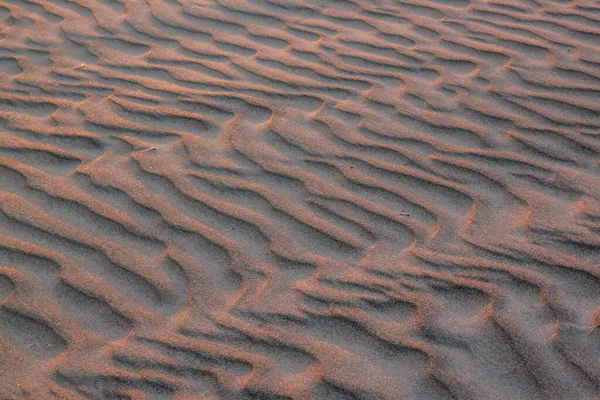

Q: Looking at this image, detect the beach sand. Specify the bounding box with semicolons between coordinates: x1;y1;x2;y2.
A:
0;0;600;398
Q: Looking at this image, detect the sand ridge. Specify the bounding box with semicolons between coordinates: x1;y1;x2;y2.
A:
0;0;600;398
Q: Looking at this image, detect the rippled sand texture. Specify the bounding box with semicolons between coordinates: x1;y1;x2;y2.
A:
1;0;600;398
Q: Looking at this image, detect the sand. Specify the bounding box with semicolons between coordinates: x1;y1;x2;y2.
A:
0;0;600;398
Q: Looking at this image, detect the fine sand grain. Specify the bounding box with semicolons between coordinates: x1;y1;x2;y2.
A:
1;0;600;398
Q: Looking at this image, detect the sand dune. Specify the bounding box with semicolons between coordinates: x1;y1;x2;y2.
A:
1;0;600;398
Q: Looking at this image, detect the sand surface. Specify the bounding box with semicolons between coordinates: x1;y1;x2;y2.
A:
1;0;600;398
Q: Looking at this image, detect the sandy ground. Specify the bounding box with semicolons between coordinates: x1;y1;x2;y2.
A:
0;0;600;398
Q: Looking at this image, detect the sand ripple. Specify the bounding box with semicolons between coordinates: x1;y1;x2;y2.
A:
1;0;600;398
